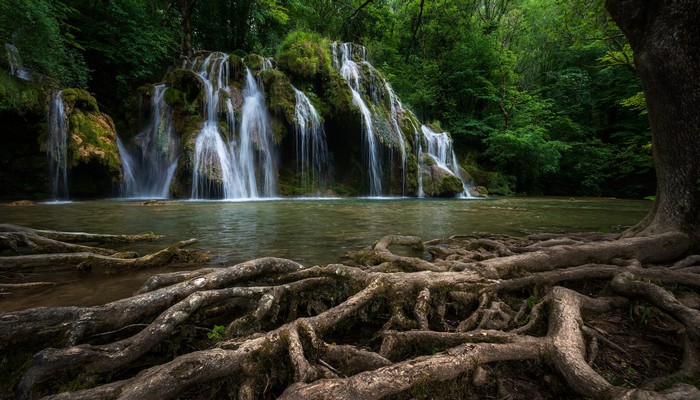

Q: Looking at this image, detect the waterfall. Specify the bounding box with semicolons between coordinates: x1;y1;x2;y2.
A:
237;67;277;197
47;91;68;200
190;53;277;199
384;82;408;195
191;52;238;199
117;84;178;198
5;43;31;81
419;125;472;198
293;86;332;194
332;42;383;196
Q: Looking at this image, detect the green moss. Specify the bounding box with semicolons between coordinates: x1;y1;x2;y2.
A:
260;69;295;125
164;69;202;103
62;88;98;112
276;31;332;81
163;87;186;106
243;54;265;71
137;84;156;98
270;117;287;145
438;174;464;197
67;109;121;176
227;55;245;80
0;69;43;113
466;166;513;196
321;69;354;118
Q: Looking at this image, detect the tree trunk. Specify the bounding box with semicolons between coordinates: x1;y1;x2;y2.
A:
606;0;700;243
178;0;194;57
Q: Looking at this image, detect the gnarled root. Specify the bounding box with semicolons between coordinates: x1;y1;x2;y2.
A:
2;230;700;399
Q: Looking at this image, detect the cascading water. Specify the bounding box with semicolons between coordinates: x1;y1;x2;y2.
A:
237;67;277;197
293;86;332;194
190;53;277;199
191;52;239;199
332;42;384;196
418;125;472;198
5;43;31;80
117;84;178;198
384;82;408;195
47;90;68;200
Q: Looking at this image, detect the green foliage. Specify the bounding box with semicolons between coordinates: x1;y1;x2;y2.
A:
620;91;647;114
0;0;89;87
485;127;568;192
276;31;331;81
73;0;179;94
207;325;226;339
0;70;43;113
260;69;296;124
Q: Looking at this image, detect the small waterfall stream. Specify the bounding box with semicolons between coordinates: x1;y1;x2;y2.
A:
418;125;472;198
332;42;384;196
237;67;277;197
118;84;178;198
47;90;68;200
293;87;332;194
5;43;31;80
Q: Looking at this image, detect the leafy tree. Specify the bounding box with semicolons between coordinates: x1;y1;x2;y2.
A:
0;0;88;87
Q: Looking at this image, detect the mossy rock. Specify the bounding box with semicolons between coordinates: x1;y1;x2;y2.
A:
62;88;98;113
0;70;44;114
137;84;156;98
163;87;186;107
321;69;354;119
227;56;245;81
467;167;513;196
243;54;266;72
260;69;295;125
67;109;121;178
164;69;202;104
438;174;464;197
276;31;332;81
422;165;464;197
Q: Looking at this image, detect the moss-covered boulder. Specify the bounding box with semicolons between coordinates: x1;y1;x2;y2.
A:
261;69;295;126
45;89;123;197
243;54;267;72
164;69;202;105
0;69;44;114
276;31;332;81
61;88;98;113
422;164;464;198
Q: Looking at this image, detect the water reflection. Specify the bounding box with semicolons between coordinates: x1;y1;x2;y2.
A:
0;197;649;310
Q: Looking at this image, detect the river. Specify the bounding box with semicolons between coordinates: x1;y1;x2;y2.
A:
0;197;649;311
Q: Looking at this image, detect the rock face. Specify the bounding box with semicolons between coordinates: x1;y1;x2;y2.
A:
422;164;465;198
1;32;474;199
121;33;471;199
54;89;122;197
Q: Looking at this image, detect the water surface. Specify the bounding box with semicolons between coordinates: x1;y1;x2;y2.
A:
0;197;649;310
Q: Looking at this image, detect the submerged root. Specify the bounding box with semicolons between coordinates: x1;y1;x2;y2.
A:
1;229;700;399
0;225;209;292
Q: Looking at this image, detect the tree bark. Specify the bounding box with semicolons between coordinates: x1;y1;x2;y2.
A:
606;0;700;243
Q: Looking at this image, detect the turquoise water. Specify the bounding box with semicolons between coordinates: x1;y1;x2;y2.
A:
0;197;649;310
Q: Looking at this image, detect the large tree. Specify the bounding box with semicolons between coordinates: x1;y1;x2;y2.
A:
1;1;700;399
607;0;700;240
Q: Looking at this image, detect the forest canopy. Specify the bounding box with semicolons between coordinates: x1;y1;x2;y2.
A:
0;0;652;198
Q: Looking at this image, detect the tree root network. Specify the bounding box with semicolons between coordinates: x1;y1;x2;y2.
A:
1;225;700;399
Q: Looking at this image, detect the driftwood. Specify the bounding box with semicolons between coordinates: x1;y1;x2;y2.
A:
1;229;699;399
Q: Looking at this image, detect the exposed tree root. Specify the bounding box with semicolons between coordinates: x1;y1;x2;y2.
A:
1;230;700;399
0;226;210;291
